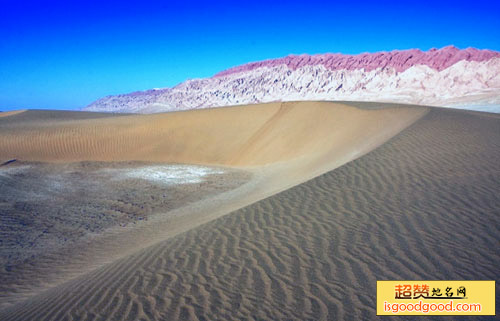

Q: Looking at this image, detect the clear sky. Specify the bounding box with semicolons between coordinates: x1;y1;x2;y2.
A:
1;0;499;111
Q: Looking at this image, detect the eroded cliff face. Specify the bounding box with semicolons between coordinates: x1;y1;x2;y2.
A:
85;46;500;113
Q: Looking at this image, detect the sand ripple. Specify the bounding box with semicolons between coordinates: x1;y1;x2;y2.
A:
1;108;499;320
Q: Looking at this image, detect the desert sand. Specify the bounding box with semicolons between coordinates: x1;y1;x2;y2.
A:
0;102;498;320
0;161;249;266
0;110;27;118
0;102;425;167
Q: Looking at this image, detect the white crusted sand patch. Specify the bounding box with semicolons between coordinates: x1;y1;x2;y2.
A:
0;165;31;176
105;165;226;185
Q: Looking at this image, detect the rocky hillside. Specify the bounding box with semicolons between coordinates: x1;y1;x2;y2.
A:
85;46;500;113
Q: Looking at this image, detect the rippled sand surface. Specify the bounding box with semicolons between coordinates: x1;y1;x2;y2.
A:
0;102;426;309
1;107;498;320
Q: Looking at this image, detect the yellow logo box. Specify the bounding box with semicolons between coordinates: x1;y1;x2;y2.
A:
377;280;495;315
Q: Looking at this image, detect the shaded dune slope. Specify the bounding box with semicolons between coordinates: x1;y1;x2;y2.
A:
1;107;498;320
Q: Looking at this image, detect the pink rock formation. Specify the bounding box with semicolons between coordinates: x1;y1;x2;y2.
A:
85;46;500;113
214;46;500;76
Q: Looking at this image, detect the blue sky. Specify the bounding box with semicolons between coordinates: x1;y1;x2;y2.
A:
1;0;499;111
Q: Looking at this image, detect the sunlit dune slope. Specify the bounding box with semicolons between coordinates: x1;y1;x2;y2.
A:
0;101;427;168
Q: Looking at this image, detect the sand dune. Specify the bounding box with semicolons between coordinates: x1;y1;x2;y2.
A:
0;102;429;312
0;102;426;167
1;106;498;320
0;101;428;217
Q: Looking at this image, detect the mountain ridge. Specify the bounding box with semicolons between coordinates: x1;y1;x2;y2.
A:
214;45;500;76
85;46;500;113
